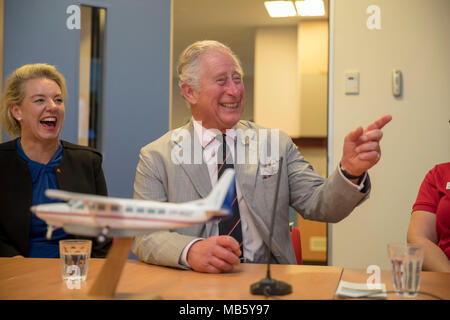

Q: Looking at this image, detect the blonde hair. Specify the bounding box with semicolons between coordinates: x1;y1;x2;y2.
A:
1;63;67;137
177;40;244;91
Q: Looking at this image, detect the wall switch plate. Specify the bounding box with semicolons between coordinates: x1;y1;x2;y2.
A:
392;69;402;97
345;71;359;94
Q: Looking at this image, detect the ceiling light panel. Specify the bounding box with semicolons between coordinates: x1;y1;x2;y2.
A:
264;1;297;18
295;0;325;16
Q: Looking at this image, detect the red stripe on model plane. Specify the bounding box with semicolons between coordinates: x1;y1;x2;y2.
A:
38;211;199;226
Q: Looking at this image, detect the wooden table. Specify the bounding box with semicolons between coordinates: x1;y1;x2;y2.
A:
340;268;450;300
1;258;449;300
0;258;343;300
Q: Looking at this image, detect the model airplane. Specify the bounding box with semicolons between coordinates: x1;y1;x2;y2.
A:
31;169;235;241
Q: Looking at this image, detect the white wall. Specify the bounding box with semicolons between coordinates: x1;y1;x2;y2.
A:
329;0;450;269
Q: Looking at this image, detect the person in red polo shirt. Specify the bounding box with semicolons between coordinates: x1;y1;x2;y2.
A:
408;162;450;272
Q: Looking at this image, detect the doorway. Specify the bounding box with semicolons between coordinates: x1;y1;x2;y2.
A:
171;0;329;265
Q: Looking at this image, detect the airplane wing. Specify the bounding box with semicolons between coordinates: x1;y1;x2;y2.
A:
45;189;117;203
45;189;122;205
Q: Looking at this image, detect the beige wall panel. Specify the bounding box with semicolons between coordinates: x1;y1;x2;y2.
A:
298;20;328;137
254;27;299;136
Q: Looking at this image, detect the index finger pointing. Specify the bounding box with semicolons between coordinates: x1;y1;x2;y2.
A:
365;114;392;131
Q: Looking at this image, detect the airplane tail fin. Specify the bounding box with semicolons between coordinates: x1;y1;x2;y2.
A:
200;169;235;217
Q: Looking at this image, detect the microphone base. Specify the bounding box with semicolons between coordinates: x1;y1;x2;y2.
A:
250;278;292;296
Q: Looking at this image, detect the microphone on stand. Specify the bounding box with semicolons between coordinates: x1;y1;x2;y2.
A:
250;156;292;296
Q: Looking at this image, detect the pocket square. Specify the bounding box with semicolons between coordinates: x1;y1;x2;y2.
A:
259;159;279;177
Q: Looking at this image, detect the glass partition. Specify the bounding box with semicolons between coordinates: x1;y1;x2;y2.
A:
78;5;106;149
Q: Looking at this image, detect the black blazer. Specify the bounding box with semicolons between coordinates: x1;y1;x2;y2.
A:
0;138;111;257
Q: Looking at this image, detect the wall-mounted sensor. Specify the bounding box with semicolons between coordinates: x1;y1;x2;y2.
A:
345;71;359;95
392;69;402;97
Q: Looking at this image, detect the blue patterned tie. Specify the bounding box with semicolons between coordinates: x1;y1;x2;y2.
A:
217;134;243;253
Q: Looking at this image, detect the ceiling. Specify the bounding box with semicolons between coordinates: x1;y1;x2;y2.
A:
172;0;329;76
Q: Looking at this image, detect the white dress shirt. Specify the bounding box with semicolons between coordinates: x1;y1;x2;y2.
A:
180;118;266;266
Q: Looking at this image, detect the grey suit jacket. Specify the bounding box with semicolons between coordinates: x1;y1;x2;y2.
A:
131;120;370;267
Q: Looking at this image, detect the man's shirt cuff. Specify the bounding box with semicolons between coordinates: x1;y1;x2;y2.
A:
179;238;204;268
338;166;368;191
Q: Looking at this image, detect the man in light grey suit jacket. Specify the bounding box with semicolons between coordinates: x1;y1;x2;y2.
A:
132;40;392;273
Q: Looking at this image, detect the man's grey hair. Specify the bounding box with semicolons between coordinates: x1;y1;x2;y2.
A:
177;40;244;91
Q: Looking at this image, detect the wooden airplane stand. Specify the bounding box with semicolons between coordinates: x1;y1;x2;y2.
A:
88;237;134;298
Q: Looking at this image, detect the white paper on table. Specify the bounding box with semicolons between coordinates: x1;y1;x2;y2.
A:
335;280;387;299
